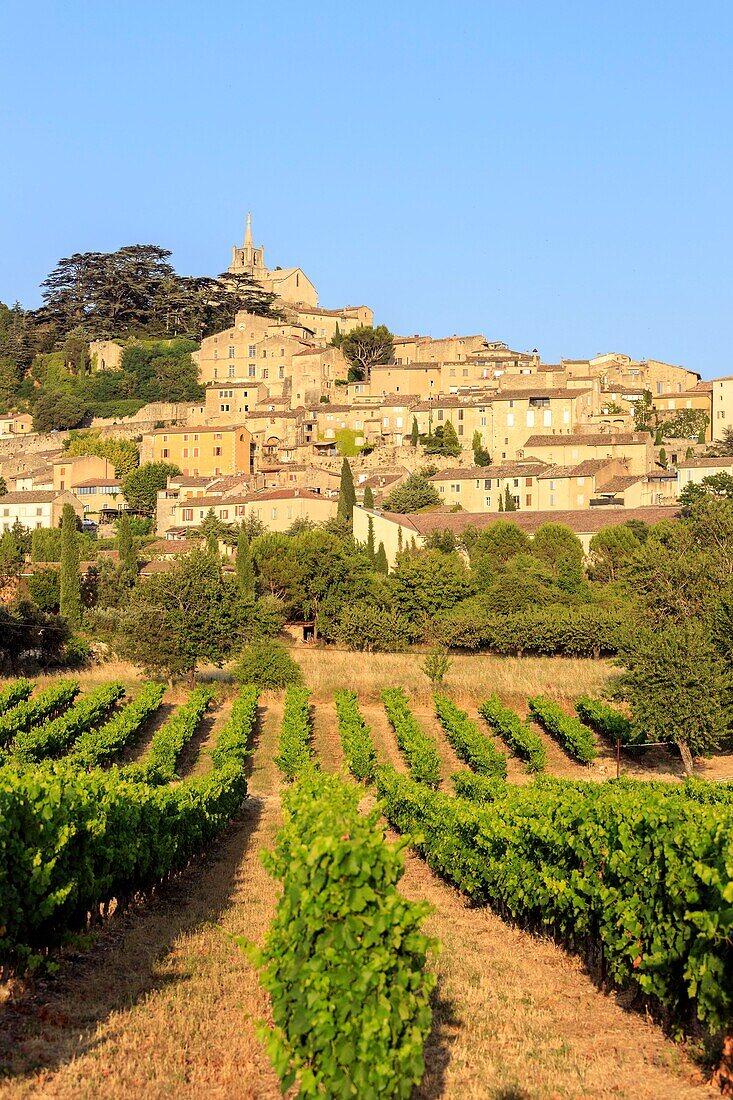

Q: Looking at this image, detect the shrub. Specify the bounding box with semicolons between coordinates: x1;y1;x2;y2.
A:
527;696;597;763
421;645;451;686
478;695;546;772
248;772;436;1097
434;603;623;656
336;605;414;652
234;640;302;689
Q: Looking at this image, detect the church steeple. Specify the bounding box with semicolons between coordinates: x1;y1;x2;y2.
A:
244;211;253;249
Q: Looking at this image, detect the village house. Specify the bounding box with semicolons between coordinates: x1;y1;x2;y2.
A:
0;413;33;437
429;462;548;512
162;487;337;537
52;455;117;492
141;424;256;478
518;432;654;476
0;490;84;533
676;455;733;496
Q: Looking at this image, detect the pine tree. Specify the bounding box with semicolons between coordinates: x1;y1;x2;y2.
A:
498;495;504;512
410;417;419;447
441;420;461;457
236;520;255;596
337;457;356;524
207;528;219;556
116;511;136;579
59;503;82;628
363;483;375;509
375;542;389;574
366;516;376;562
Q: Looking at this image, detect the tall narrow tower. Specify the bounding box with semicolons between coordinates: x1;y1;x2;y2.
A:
230;212;265;275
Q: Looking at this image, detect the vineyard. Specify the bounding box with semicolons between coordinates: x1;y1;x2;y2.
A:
0;668;730;1099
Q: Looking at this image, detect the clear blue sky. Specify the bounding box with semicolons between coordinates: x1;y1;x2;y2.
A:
1;1;731;376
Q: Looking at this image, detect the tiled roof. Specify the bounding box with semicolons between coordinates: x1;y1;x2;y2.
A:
431;462;548;481
524;432;649;447
536;460;615;480
676;457;733;469
71;479;122;489
0;491;61;504
376;505;681;537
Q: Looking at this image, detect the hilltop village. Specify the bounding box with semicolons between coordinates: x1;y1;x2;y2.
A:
2;215;732;569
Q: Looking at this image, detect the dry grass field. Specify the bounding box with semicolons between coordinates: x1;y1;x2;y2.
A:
0;653;729;1097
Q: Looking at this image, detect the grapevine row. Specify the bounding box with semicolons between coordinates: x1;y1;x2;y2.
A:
275;686;316;780
0;683;255;971
433;692;507;778
527;696;596;763
334;689;377;782
0;679;33;716
375;765;733;1032
125;685;215;784
251;770;435;1098
381;688;441;788
575;696;639;746
478;695;547;772
0;679;79;746
9;682;125;764
70;682;166;768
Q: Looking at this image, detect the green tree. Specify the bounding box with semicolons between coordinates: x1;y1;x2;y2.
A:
337;457;356;524
503;485;517;511
389;550;471;622
375;542;389;575
679;472;733;507
121;461;181;515
338;325;394;381
588;524;641;582
708;425;733;457
469;521;530;571
235;520;255;597
658;447;668;468
0;476;6;497
115;548;251;682
366;516;376;562
383;473;440;513
441;420;461;458
410;417;419;447
421;645;452;687
65;430;140;478
26;566;61;612
116;511;137;580
363;483;375;509
617;622;731;775
59;503;82;628
531;523;584;572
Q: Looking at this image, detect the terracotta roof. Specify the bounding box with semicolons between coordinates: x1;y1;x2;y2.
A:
491;388;593;401
372;361;442;370
146;538;202;555
0;491;63;504
172;476;213;487
377;505;681;537
523;432;649;447
431;463;548;482
676;457;733;469
71;479;122;489
536;460;615;480
595;475;642;493
147;424;250;436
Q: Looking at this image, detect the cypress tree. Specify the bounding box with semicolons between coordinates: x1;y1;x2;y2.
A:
59;503;82;628
236;520;255;596
363;483;375;509
366;516;376;562
658;447;668;468
337;458;356;524
504;486;517;511
397;525;403;553
117;511;136;578
498;495;504;512
410;417;419;447
441;420;461;457
375;542;389;574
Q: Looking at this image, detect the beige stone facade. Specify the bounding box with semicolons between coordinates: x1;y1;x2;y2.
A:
0;490;83;532
142;424;255;478
168;488;336;536
229;213;318;307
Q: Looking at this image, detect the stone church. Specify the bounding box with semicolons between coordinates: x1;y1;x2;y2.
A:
229;212;319;308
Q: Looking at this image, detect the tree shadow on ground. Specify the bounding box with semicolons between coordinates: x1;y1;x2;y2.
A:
0;798;263;1082
416;988;461;1100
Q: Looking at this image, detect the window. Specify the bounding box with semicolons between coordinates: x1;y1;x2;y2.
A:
248;365;256;378
280;347;285;356
183;508;193;521
437;409;444;421
262;368;269;379
213;349;218;360
543;410;552;426
271;507;277;519
228;365;235;377
525;494;532;507
449;368;456;377
526;411;535;427
484;479;491;489
220;404;230;413
458;424;464;435
182;448;189;458
549;480;556;490
462;368;468;377
228;346;235;359
214;446;222;456
513;479;519;488
383;416;389;427
549;493;556;507
656;382;663;394
451;484;461;493
183;434;189;442
507;413;514;427
248;345;256;357
457;409;464;421
162;448;169;459
395;417;403;429
577;476;585;486
279;366;285;379
220;509;229;520
485;496;491;508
